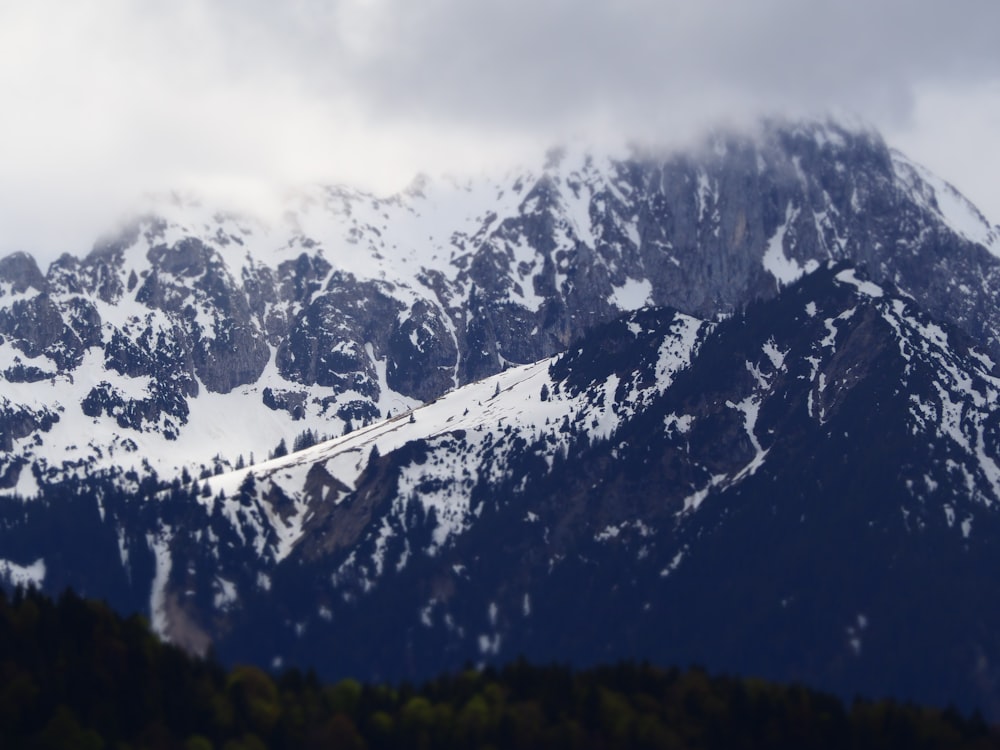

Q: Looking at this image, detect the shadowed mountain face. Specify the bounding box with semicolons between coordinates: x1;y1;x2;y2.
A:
188;264;1000;716
2;119;1000;714
6;262;1000;714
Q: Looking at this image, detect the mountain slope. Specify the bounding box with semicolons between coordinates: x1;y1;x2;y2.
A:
5;262;998;711
201;263;1000;715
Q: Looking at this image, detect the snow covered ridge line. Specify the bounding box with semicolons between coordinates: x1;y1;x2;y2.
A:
5;118;1000;495
891;151;1000;256
197;307;708;563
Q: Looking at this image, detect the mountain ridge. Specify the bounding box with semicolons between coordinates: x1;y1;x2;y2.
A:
5;118;1000;713
2;119;999;495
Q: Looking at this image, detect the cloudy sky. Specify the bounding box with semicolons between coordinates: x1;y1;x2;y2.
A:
1;0;998;261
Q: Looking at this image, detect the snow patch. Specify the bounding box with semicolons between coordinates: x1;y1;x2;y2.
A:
726;396;769;480
608;278;653;310
835;268;883;298
664;413;693;435
595;525;621;542
147;529;173;640
478;633;501;656
762;205;819;286
762;338;787;370
0;558;45;588
659;549;685;577
214;578;238;610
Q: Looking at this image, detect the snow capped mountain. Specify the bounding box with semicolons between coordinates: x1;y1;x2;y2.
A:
200;306;706;565
4;118;1000;713
2;119;999;498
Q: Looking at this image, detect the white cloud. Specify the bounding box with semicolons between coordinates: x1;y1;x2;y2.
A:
0;0;998;261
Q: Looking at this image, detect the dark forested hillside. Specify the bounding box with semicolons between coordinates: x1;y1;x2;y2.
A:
0;587;997;749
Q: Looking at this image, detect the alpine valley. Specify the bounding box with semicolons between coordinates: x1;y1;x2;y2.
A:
3;119;1000;714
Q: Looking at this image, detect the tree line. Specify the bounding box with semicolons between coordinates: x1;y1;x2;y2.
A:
0;585;996;749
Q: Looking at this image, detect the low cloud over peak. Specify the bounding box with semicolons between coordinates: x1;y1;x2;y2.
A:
1;0;999;261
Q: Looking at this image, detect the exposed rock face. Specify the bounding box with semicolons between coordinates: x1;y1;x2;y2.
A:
0;252;47;294
0;119;998;488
